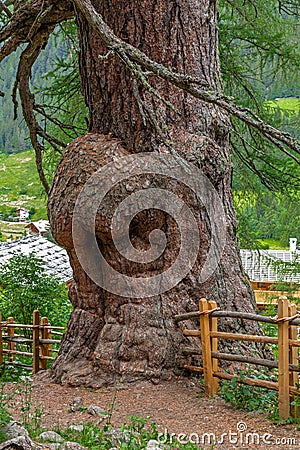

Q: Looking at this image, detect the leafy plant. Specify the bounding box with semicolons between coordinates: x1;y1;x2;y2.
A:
220;368;278;416
0;383;13;426
290;386;300;424
0;382;20;443
0;362;30;382
57;416;204;450
0;253;71;327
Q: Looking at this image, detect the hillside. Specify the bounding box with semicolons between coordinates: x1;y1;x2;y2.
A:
0;149;48;240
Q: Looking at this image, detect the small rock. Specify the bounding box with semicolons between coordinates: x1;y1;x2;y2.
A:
0;434;42;450
146;439;167;450
69;397;82;412
104;428;138;446
39;431;64;443
86;404;107;417
69;425;84;433
60;442;88;450
43;444;61;450
3;422;28;440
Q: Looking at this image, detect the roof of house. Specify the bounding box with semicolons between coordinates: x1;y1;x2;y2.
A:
26;220;50;233
1;235;298;286
240;249;300;283
0;235;73;283
16;208;30;212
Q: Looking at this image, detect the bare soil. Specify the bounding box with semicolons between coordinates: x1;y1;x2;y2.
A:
7;374;300;449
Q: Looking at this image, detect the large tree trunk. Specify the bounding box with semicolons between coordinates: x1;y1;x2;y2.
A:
48;0;265;387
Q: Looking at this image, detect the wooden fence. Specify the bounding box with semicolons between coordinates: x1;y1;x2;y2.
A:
175;296;300;419
254;290;300;310
0;310;64;374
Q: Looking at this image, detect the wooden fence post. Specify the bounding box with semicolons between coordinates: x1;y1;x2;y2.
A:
0;313;3;365
32;310;40;374
208;300;218;395
7;317;15;363
278;296;290;419
40;317;51;370
289;302;299;418
199;298;214;396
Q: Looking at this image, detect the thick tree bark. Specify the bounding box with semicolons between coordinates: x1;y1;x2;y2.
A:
48;0;267;386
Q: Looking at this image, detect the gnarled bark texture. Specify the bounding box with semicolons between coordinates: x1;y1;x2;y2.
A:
48;0;265;387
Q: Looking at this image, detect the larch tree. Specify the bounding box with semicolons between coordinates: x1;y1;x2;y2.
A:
1;0;300;386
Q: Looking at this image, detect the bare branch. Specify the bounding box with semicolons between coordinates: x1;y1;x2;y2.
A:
0;36;21;63
0;0;12;18
14;25;57;194
0;0;74;53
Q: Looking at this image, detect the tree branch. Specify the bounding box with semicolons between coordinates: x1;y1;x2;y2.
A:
0;0;74;193
73;0;300;158
14;25;56;194
0;0;74;53
0;0;12;18
1;0;299;199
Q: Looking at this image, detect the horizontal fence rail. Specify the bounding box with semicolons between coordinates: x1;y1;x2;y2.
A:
0;310;65;374
176;296;300;419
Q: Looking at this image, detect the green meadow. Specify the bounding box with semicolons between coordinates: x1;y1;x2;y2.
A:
267;97;300;114
0;149;47;222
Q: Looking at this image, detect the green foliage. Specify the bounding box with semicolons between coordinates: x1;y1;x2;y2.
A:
0;363;30;383
267;97;300;114
0;254;71;327
0;383;13;427
290;388;300;423
38;21;88;149
57;416;203;450
0;150;47;220
19;380;44;438
234;189;300;248
219;1;300;101
220;369;278;416
270;256;300;283
218;0;300;247
0;22;87;157
0;379;43;443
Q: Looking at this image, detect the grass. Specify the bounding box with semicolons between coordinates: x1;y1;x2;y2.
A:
266;97;300;114
0;149;47;240
0;380;205;449
0;150;47;216
258;238;288;250
0;221;27;240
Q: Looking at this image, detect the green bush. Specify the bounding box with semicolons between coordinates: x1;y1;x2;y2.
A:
0;254;71;327
220;368;278;417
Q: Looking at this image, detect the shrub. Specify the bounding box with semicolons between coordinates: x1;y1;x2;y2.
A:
0;254;71;327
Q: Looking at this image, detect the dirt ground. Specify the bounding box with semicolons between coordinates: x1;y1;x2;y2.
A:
6;374;300;450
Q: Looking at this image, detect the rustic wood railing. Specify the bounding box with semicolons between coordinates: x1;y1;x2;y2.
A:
175;296;300;420
0;310;64;374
